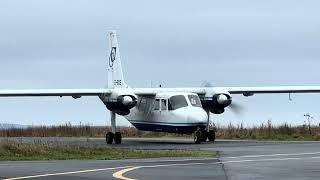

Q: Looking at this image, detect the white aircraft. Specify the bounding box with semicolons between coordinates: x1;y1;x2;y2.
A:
3;31;320;144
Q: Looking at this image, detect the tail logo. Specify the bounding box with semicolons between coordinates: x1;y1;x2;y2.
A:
109;47;117;68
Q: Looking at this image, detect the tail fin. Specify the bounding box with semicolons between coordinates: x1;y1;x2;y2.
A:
107;31;128;89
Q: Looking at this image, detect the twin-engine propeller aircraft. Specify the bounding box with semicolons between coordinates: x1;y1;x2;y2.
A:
3;31;320;144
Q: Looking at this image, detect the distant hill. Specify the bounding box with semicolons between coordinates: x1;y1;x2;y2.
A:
0;123;28;129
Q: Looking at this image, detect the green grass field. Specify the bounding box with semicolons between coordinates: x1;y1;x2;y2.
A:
0;142;216;161
2;121;320;141
217;121;320;141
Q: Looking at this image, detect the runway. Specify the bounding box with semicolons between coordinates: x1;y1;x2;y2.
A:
1;138;320;179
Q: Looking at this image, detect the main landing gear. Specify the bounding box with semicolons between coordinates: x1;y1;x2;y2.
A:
106;112;122;144
106;132;122;144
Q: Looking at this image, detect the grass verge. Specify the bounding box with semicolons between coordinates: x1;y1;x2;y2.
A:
0;142;215;161
3;121;320;141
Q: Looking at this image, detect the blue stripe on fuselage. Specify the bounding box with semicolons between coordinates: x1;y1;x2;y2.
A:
129;121;206;133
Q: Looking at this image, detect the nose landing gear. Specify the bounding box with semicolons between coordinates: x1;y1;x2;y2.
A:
193;110;216;144
194;109;216;144
193;128;216;144
194;128;203;144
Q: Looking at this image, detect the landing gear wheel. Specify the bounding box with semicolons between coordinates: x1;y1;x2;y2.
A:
106;132;114;144
194;129;202;144
114;132;122;144
208;130;216;142
202;130;208;142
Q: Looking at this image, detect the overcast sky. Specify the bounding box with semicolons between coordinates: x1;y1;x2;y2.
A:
1;0;320;127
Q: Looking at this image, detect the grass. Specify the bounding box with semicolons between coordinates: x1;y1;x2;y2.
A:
216;121;320;141
0;123;192;138
2;120;320;141
0;142;216;161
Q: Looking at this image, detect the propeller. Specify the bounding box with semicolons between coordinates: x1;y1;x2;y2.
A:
228;101;244;116
200;81;244;115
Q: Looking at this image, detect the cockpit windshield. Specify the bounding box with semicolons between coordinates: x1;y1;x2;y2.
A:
188;95;202;107
168;95;188;110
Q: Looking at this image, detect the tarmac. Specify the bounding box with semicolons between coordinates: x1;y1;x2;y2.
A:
1;137;320;179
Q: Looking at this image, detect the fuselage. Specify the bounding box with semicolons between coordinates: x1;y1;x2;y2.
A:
125;92;208;133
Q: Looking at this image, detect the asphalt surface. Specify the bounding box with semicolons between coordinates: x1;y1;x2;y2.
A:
1;137;320;179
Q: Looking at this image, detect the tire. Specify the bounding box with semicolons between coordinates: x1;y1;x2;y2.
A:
208;130;216;142
114;132;122;144
194;130;202;144
106;132;114;144
202;130;208;142
194;136;201;144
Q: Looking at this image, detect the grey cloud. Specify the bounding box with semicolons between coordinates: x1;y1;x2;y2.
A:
1;0;320;126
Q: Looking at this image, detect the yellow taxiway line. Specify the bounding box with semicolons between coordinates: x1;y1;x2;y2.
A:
113;166;141;180
3;166;131;180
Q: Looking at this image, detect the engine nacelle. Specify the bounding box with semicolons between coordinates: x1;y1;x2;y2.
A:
100;94;137;115
201;93;232;114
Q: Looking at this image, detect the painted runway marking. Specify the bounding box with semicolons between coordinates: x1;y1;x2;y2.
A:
223;151;320;159
3;166;131;180
5;152;320;180
119;157;219;163
112;155;320;180
120;151;320;163
141;156;320;168
113;167;141;180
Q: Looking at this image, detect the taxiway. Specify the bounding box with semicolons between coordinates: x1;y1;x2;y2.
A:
1;138;320;180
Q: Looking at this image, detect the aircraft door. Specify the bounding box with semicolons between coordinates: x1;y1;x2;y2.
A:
161;99;168;112
154;99;160;111
151;98;168;121
149;99;161;121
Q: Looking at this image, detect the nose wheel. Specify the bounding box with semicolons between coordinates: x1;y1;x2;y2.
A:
193;128;216;144
194;129;202;144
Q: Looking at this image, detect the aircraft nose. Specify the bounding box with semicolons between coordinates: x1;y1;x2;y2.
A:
187;108;208;123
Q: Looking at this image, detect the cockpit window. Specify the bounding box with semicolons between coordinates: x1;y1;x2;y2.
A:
188;95;202;107
168;95;188;110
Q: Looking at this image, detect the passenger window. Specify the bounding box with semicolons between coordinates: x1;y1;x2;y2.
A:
168;95;188;110
154;99;160;110
161;99;167;111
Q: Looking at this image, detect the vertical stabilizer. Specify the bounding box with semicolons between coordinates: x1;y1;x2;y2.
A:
108;31;128;89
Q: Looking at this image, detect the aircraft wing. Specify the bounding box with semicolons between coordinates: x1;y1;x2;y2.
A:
1;86;320;98
0;89;112;97
225;86;320;95
132;86;320;97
